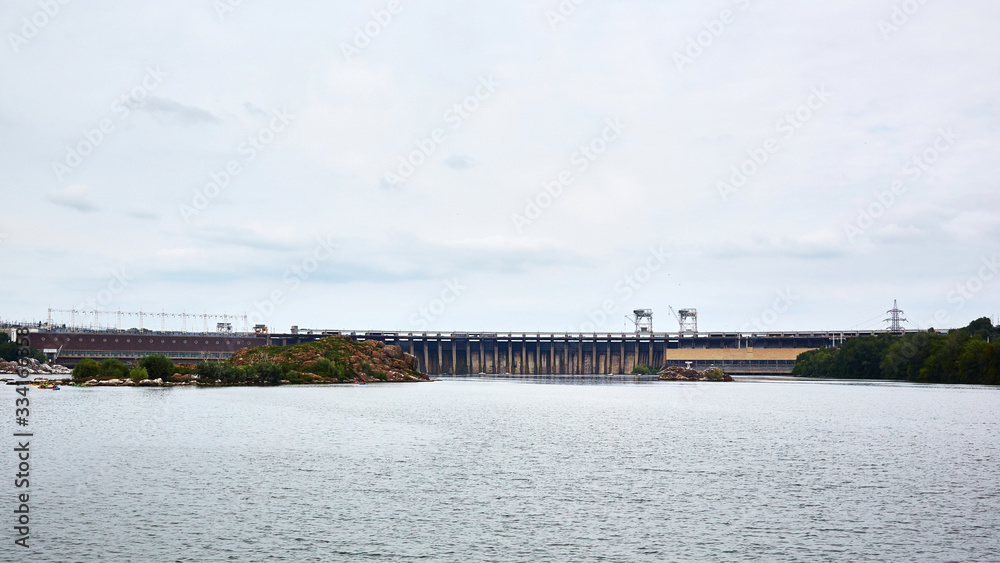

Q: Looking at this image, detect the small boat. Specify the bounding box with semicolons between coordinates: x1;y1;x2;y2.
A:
39;385;60;390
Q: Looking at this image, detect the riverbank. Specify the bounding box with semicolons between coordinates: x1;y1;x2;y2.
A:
3;336;431;387
0;358;71;375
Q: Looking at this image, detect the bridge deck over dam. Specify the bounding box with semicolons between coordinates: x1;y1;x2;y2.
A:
15;328;917;376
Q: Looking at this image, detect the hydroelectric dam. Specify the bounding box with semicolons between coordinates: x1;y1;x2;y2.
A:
12;326;908;375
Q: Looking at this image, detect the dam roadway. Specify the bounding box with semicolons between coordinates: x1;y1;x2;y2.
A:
16;328;918;375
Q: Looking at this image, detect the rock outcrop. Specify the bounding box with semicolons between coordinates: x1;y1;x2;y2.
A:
658;366;734;382
0;358;72;375
229;336;427;383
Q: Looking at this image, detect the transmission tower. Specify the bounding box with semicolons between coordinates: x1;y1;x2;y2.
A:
884;300;907;334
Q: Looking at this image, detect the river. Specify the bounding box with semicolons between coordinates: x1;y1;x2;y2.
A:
4;377;999;562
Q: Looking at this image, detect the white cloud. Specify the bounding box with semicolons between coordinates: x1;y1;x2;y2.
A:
2;0;999;331
46;185;98;213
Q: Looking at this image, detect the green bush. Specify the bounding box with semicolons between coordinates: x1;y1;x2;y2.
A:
257;363;283;385
195;361;222;381
72;358;100;381
631;365;656;375
704;368;727;381
308;358;334;377
129;366;149;382
792;347;838;377
99;358;129;379
332;363;349;381
220;363;249;384
139;354;174;380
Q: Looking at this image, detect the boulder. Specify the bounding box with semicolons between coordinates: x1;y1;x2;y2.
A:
403;353;419;370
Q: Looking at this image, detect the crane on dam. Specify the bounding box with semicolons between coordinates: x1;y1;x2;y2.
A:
669;306;698;335
627;309;654;335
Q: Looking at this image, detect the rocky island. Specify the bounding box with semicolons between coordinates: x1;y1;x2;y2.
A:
227;335;427;384
2;336;429;387
658;366;734;382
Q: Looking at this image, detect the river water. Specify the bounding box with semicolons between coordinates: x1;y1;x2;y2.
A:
4;377;999;562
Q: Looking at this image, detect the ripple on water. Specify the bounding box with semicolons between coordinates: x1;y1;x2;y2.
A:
10;380;1000;562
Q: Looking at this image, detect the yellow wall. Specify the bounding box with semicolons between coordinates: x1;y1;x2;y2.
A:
664;348;816;361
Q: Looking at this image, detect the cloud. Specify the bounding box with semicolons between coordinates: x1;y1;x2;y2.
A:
243;102;268;118
159;248;204;257
871;223;924;243
444;155;476;169
190;225;306;252
706;233;844;260
3;2;1000;331
128;209;159;220
46;185;98;213
141;97;221;124
940;211;1000;240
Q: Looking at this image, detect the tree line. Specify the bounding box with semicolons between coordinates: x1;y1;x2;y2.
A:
70;354;352;385
792;317;999;385
0;332;47;363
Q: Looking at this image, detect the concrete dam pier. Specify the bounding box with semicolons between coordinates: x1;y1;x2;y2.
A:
16;328;904;375
383;332;835;375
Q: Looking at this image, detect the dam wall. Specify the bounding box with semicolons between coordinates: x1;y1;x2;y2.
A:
20;328;901;375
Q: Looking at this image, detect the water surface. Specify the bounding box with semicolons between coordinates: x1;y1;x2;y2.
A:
6;378;999;562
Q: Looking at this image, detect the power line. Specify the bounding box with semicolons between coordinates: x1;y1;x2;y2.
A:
45;308;250;334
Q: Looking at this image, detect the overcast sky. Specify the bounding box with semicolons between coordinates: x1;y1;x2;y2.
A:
1;0;998;334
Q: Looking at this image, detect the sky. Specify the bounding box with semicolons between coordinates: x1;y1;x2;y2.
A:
1;0;998;335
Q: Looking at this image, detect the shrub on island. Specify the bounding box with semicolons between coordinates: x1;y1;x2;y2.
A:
99;358;129;379
139;354;174;381
72;358;100;381
129;366;149;382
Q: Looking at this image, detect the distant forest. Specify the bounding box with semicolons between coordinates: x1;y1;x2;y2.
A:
793;317;999;385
